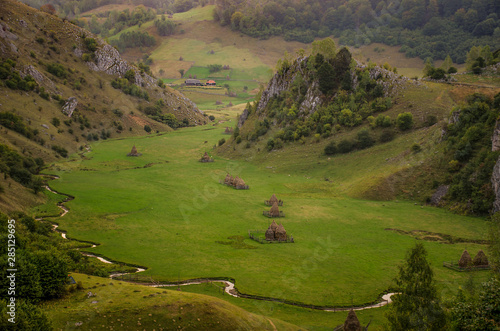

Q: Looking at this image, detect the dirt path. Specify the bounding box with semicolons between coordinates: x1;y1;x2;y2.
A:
41;178;396;312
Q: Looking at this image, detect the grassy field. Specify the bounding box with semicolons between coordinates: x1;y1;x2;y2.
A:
42;122;490;311
42;273;300;330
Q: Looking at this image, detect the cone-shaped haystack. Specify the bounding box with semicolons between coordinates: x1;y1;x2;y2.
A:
270;220;278;232
459;249;472;268
275;223;287;241
343;309;362;331
235;177;246;189
224;174;231;185
265;226;275;241
472;249;489;266
203;152;210;160
127;145;142;156
269;202;280;217
269;194;278;205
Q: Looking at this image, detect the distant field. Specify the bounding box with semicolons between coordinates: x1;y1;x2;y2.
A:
45;121;490;310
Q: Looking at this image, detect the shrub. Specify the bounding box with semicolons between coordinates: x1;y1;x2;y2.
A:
267;138;275;151
218;138;226;146
46;63;67;78
144;125;151;133
51;117;60;127
380;129;396;143
51;145;68;157
356;129;375;149
425;115;438;127
208;115;215;121
324;141;337;155
397;112;414;131
338;139;354;153
235;136;242;144
411;144;422;153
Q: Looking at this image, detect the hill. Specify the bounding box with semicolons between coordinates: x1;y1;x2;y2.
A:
218;40;500;214
0;0;206;213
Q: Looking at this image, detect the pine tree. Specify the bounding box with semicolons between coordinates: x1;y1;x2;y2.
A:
386;243;446;330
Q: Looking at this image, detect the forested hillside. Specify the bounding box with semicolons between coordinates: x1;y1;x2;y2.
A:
214;0;500;63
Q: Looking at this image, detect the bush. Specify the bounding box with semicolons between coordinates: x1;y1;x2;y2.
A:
218;138;226;146
324;141;337;155
338;139;354;153
380;129;396;142
411;144;422;153
425;115;438;126
235;136;242;144
267;138;275;151
144;125;151;133
46;63;67;78
209;115;215;121
356;129;375;149
397;112;414;131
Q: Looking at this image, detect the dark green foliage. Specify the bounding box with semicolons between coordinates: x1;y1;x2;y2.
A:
214;0;500;63
0;59;37;91
110;78;149;101
208;64;223;73
144;125;152;133
266;138;275;151
51;145;68;157
451;278;500;330
110;31;156;52
324;141;337;155
411;144;422;153
51;117;60;127
356;129;374;149
379;129;396;143
337;139;354;154
0;299;52;329
155;18;176;36
208;115;215;121
444;93;500;214
317;61;335;95
46;63;67;78
397;112;414;131
448;67;458;74
218;138;226;146
386;243;446;331
0;112;35;139
83;37;97;52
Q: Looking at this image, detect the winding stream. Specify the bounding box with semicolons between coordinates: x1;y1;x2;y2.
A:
40;177;395;312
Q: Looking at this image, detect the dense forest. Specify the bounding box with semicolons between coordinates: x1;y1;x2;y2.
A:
214;0;500;63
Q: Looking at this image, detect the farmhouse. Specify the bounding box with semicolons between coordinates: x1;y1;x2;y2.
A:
206;80;216;86
185;79;203;86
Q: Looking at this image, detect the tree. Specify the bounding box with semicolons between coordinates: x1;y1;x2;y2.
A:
318;61;335;95
178;69;185;78
324;141;337;155
386;243;446;330
40;4;56;15
397;112;414;131
311;38;337;61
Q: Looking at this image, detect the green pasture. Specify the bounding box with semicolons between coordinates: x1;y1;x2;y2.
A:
44;124;491;311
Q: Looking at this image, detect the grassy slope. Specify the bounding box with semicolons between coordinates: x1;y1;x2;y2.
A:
43;273;300;330
44;119;490;306
0;0;206;213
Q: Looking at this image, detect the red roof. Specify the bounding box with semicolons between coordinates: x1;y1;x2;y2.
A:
206;80;216;84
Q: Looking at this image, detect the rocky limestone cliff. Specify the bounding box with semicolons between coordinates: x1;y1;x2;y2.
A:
76;39;203;121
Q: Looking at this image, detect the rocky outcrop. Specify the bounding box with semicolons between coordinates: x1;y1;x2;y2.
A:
430;185;449;206
85;44;130;77
257;57;308;113
492;118;500;151
21;65;56;91
61;97;77;117
492;157;500;213
238;108;249;128
299;80;321;114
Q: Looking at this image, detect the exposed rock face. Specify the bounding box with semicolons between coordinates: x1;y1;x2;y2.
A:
492;155;500;213
492;118;500;151
257;57;307;113
22;65;56;91
85;44;130;77
430;185;449;206
238;108;249;128
299;80;321;114
61;97;77;117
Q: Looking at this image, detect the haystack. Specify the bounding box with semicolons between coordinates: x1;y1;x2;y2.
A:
200;152;213;162
275;223;287;241
269;202;280;217
265;226;275;241
127;145;142;156
234;177;244;189
224;174;232;185
458;249;472;268
269;194;278;205
270;220;278;232
472;249;489;266
343;309;362;331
